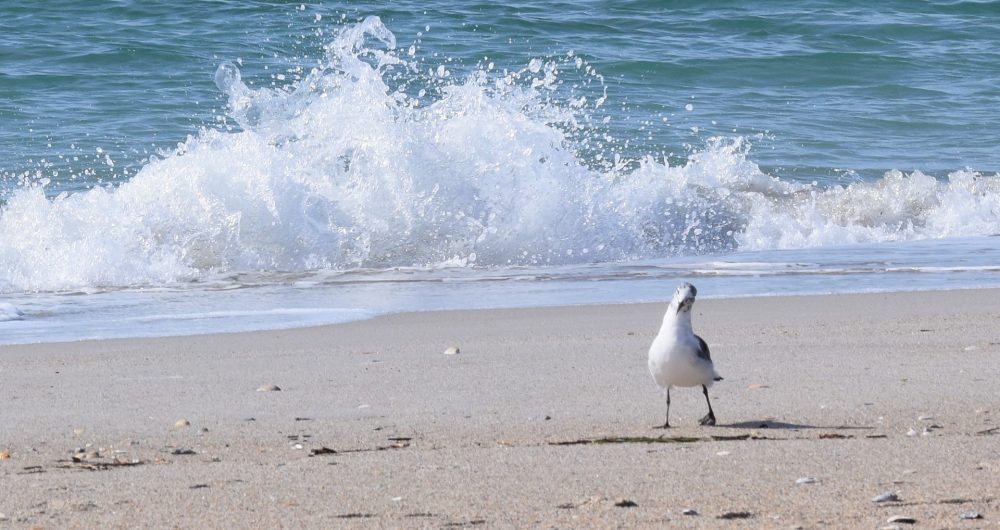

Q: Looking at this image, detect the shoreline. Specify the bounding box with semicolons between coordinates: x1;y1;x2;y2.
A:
2;289;999;527
3;284;1000;348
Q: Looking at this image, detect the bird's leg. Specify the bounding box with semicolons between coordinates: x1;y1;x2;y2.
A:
698;385;716;426
654;387;671;429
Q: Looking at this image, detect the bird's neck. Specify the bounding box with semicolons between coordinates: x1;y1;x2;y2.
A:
660;303;693;335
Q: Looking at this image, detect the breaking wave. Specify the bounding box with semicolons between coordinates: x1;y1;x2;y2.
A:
1;16;999;293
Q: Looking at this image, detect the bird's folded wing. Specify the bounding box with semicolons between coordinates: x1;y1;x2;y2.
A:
694;334;712;362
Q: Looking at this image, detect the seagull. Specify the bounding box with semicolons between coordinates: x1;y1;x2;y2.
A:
647;283;722;428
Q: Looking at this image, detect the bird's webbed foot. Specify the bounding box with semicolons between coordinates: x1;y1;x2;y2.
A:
698;412;716;426
653;422;671;429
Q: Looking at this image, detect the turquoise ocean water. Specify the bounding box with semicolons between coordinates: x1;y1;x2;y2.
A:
2;1;999;343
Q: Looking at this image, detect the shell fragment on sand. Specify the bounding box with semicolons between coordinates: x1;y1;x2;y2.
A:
443;345;460;355
872;491;900;503
174;419;190;428
257;384;282;392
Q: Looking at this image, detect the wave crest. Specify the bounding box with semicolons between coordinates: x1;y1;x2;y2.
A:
1;18;999;293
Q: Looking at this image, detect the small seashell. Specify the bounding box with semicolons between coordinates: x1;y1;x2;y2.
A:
795;477;816;485
256;384;281;392
872;491;899;503
906;428;917;437
175;419;190;428
443;345;460;355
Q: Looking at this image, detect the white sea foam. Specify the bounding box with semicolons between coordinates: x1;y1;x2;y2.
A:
0;302;24;321
2;16;1000;294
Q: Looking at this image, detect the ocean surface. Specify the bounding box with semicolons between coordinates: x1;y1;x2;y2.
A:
2;1;999;344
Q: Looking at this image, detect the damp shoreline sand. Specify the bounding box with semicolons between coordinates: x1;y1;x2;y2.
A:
1;289;999;527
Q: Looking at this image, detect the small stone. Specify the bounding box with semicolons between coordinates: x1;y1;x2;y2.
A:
257;384;281;392
175;419;190;428
873;491;900;503
887;515;917;524
795;477;816;485
443;345;460;355
681;508;698;516
0;450;10;460
960;512;983;520
906;428;917;437
917;415;933;421
293;444;304;450
614;499;637;508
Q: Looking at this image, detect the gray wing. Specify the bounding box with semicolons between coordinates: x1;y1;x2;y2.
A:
694;334;712;362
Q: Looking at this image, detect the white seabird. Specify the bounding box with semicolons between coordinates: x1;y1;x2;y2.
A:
647;282;722;428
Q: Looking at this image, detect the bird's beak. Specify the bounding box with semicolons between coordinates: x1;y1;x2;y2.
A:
676;296;694;314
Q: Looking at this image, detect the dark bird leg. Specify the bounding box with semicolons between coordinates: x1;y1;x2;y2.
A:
698;385;717;426
654;387;671;429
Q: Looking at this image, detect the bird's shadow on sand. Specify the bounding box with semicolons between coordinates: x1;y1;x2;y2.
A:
721;420;872;430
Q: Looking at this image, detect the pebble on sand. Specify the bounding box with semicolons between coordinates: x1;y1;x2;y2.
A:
175;419;191;428
0;450;10;460
887;515;917;524
872;491;900;503
960;512;983;520
257;384;282;392
681;509;698;516
443;345;460;355
795;477;816;485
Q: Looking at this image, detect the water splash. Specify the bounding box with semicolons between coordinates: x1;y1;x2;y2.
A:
1;17;1000;294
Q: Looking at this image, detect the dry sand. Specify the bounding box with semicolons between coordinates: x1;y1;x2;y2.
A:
1;289;999;528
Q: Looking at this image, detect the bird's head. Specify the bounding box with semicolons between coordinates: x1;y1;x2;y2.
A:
672;282;697;314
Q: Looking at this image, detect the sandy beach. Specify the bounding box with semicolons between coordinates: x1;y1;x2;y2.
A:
1;289;999;528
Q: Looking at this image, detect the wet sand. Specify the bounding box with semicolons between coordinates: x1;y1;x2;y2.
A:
1;289;999;528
